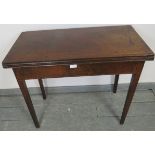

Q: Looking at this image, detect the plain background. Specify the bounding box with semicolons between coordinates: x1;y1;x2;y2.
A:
0;24;155;89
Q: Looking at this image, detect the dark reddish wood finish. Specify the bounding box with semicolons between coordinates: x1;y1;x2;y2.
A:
2;25;154;68
120;62;144;124
38;79;46;100
13;62;141;80
14;78;40;128
2;25;154;128
113;75;119;93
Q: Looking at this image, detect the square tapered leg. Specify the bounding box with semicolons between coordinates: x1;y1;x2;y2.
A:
113;75;119;93
38;79;46;100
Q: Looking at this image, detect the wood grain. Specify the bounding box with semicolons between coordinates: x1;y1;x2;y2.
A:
13;62;141;80
2;25;154;128
2;25;154;68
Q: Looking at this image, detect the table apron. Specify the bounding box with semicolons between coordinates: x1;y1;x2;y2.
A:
13;61;145;80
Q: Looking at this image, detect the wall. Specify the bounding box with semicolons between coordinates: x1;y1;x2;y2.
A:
0;24;155;89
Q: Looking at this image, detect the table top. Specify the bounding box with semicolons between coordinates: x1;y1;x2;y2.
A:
2;25;154;68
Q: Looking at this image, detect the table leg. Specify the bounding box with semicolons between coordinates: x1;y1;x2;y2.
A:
16;79;40;128
120;63;144;124
113;75;119;93
38;79;46;99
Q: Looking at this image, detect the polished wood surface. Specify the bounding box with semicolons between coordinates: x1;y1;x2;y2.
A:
2;25;154;128
2;25;154;68
120;62;144;124
38;79;46;100
113;75;119;93
14;78;40;128
13;62;142;80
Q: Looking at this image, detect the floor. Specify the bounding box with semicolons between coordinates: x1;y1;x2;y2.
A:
0;88;155;131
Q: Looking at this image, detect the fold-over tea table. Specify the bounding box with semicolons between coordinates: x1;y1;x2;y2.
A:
2;25;154;128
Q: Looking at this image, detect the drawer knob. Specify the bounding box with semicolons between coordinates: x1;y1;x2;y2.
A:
70;64;77;69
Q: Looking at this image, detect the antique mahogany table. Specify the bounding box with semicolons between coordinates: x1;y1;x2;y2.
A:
2;25;154;128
